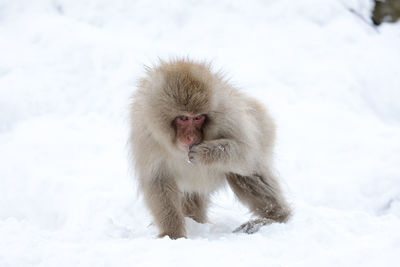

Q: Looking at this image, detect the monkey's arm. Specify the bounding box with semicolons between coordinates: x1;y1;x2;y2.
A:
188;138;245;165
141;173;186;239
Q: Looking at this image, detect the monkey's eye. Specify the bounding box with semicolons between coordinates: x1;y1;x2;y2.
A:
177;115;188;122
194;115;205;121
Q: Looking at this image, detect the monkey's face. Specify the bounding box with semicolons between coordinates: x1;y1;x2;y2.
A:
173;113;206;151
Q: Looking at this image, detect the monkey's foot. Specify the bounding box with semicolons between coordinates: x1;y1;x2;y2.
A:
233;218;274;234
158;232;187;240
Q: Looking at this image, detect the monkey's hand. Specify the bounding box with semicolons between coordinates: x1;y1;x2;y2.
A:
188;141;227;165
233;218;274;234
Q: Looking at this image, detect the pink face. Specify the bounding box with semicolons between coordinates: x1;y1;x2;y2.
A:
174;114;206;150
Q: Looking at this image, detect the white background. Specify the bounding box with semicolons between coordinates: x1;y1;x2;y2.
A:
0;0;399;266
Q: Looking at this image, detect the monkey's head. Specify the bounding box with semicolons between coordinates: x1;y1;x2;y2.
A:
137;60;220;152
173;113;207;151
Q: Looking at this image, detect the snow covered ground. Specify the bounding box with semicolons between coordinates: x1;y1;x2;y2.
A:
1;0;400;266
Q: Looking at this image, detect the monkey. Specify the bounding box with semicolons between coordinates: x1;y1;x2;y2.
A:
372;0;400;25
129;59;291;239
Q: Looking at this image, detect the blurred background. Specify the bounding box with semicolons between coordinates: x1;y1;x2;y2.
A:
0;1;399;266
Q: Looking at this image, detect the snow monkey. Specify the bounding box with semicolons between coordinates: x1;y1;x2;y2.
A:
129;59;291;239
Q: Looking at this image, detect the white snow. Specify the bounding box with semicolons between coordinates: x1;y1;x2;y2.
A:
1;0;400;266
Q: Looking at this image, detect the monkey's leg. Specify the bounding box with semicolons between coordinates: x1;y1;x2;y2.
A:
226;173;291;234
181;192;209;223
144;178;186;239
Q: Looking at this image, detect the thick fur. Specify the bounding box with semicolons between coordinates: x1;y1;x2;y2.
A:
129;59;291;239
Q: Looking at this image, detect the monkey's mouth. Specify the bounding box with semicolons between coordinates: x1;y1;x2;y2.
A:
177;142;190;152
177;142;200;155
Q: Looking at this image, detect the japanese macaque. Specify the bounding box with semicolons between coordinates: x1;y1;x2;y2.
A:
129;59;291;239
